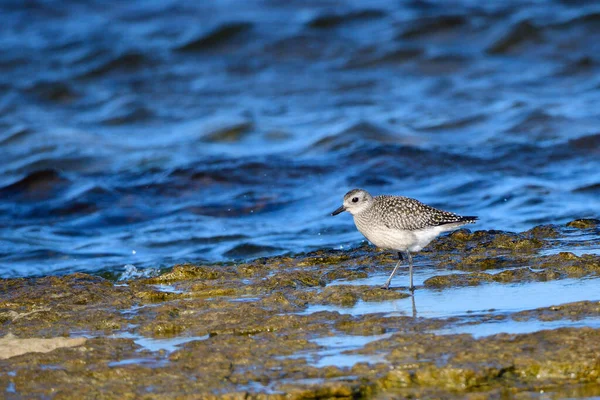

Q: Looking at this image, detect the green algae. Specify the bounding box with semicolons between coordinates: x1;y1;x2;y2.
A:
423;252;600;288
294;285;409;308
523;224;561;239
512;301;600;322
295;250;352;267
321;267;370;282
1;220;600;398
567;219;600;229
141;264;231;283
261;270;327;290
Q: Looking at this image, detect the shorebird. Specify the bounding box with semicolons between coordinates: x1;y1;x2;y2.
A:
331;188;477;291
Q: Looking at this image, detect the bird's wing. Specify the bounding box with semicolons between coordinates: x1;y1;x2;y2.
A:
374;196;471;231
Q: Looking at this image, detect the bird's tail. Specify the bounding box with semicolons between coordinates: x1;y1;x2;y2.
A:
459;216;478;224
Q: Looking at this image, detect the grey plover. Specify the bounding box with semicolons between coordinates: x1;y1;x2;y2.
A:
331;188;477;291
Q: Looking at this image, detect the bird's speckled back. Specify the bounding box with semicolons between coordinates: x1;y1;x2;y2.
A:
355;195;470;231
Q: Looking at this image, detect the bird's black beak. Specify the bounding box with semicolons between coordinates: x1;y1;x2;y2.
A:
331;205;346;216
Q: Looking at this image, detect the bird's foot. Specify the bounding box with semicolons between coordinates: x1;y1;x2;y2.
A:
380;284;390;290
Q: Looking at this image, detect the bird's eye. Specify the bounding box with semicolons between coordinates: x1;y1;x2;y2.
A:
352;197;359;203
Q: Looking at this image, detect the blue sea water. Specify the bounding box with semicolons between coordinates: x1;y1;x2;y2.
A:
0;0;599;277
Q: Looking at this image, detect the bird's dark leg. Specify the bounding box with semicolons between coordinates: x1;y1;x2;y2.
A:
381;252;404;290
406;251;415;292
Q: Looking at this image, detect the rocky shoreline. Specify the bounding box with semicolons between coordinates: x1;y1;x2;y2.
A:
1;220;599;398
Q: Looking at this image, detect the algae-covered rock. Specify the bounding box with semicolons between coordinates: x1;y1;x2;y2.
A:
321;266;370;282
296;249;352;267
489;234;544;252
424;272;495;288
260;270;327;289
141;264;231;283
567;219;600;229
536;253;600;278
134;289;184;302
0;273;134;337
297;285;409;307
413;364;503;390
312;285;361;306
512;300;600;322
2;222;600;398
524;224;560;239
454;254;513;271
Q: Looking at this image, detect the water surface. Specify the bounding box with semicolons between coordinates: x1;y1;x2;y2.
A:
1;0;599;277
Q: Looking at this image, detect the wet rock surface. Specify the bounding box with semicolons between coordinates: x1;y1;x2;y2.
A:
1;221;600;398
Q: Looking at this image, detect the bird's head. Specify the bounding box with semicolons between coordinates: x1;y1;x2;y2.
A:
331;188;373;216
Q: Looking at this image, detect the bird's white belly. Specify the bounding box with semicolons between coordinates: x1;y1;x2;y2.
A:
355;220;448;252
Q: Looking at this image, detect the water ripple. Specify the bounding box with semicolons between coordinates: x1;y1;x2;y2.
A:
1;0;599;277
